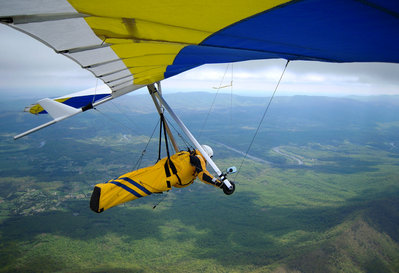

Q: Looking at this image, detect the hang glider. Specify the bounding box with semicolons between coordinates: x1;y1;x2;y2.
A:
1;0;399;192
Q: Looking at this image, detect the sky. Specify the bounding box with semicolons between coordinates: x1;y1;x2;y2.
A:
1;23;399;99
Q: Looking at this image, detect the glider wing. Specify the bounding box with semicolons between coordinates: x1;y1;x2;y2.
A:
2;0;398;93
1;0;398;138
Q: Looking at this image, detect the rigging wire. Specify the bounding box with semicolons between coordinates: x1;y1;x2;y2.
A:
94;107;139;135
230;64;234;132
108;99;141;131
134;119;160;170
164;115;193;150
198;63;231;139
234;60;290;181
152;192;168;209
157;114;164;161
93;105;152;168
92;77;99;105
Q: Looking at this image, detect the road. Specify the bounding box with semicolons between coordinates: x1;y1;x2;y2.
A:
215;142;271;164
272;147;303;165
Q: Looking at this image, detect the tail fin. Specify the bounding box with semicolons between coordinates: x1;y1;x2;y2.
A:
14;98;82;140
38;98;80;120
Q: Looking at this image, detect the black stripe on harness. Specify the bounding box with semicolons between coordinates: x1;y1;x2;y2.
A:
168;159;182;184
168;159;178;175
164;158;182;185
164;160;171;177
175;173;182;185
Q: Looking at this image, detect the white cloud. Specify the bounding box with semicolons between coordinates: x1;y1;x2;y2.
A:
163;60;399;96
1;24;398;98
0;24;96;97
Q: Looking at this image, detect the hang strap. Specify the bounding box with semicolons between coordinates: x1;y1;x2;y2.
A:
159;113;182;186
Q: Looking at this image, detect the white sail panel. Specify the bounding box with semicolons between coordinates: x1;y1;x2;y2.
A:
86;60;129;78
15;18;102;52
100;70;132;83
0;0;74;16
66;46;119;67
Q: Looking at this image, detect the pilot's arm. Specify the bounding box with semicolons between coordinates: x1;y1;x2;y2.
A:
190;154;222;188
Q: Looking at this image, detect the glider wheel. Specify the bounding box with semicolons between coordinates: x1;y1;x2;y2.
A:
222;181;235;195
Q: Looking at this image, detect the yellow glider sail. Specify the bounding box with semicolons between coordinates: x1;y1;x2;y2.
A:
68;0;291;85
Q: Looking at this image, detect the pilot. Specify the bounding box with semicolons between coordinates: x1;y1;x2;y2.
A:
90;145;232;213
